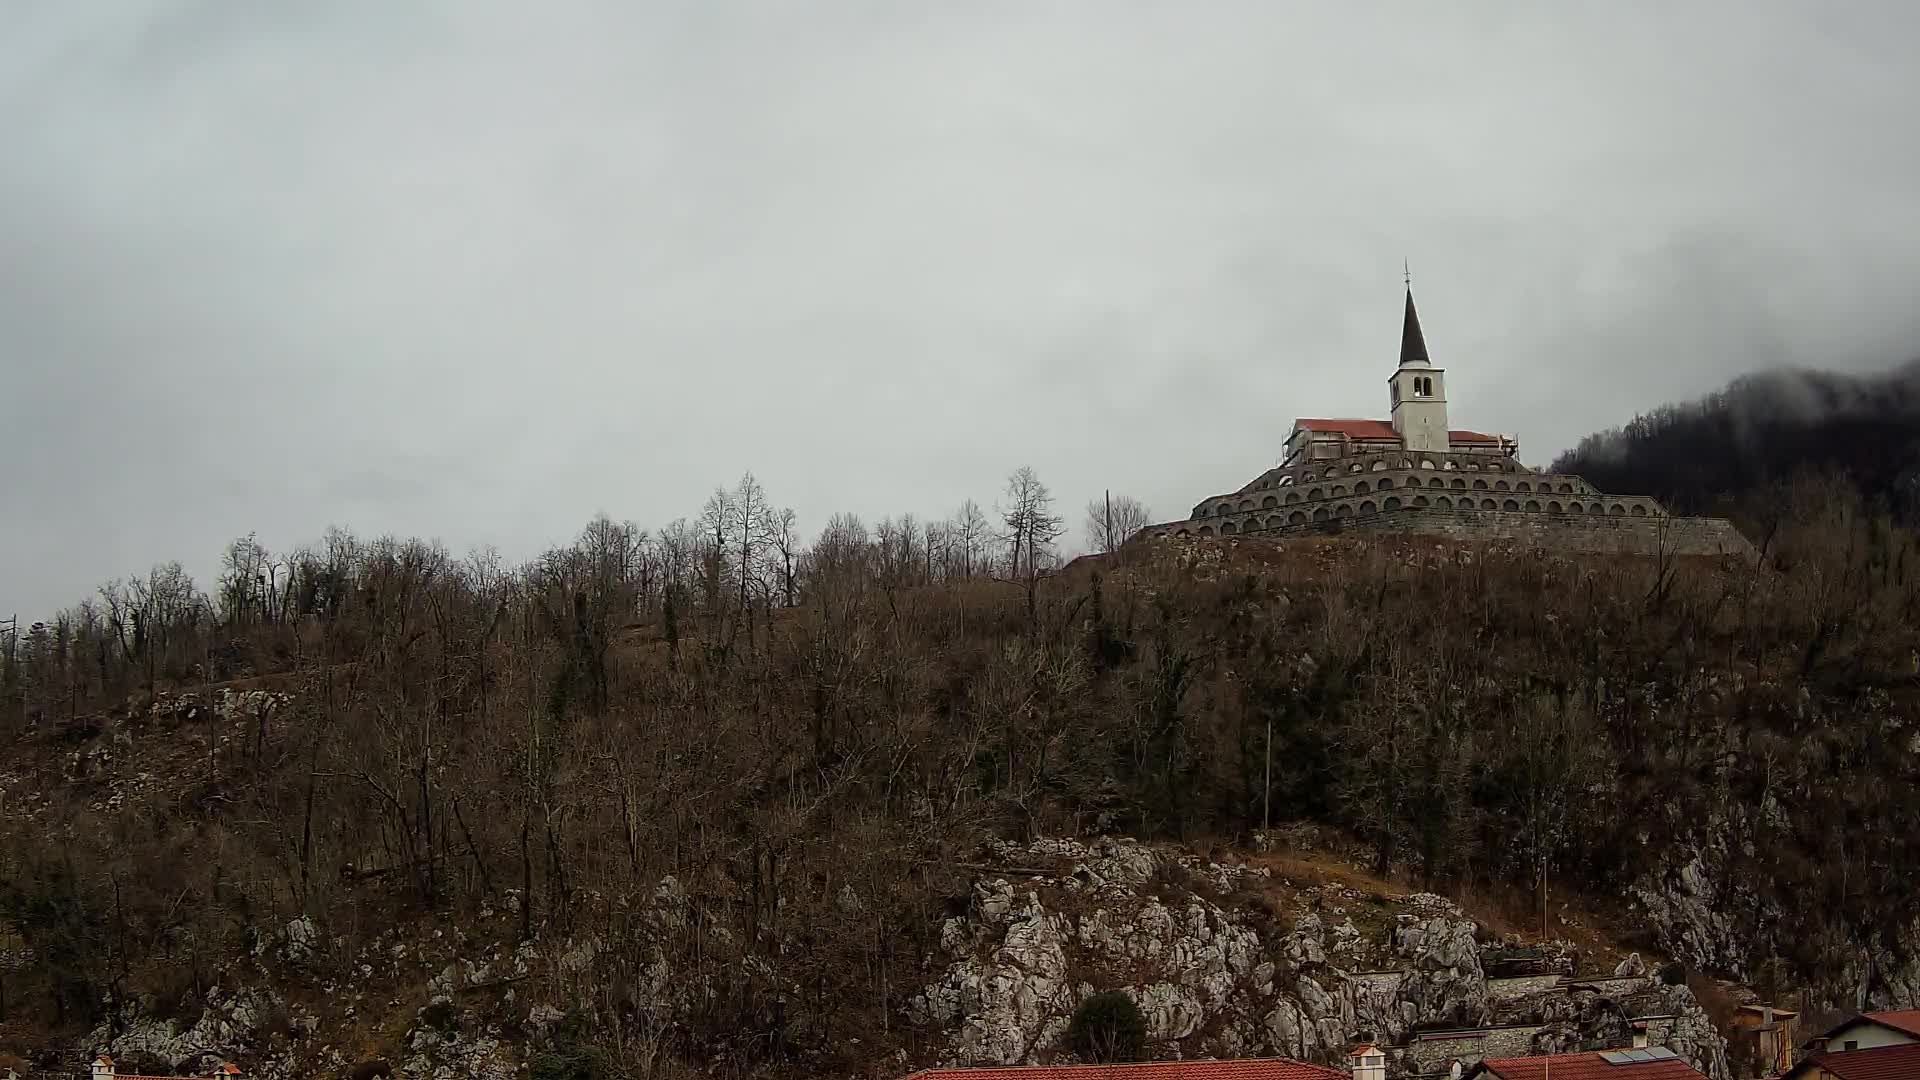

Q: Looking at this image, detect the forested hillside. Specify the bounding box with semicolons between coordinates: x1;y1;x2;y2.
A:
2;458;1917;1078
1552;359;1920;524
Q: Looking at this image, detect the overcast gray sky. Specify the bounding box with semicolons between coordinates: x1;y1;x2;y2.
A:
5;2;1920;619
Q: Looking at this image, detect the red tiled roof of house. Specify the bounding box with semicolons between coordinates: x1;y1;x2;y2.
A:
1802;1042;1920;1080
1863;1008;1920;1037
901;1058;1345;1080
1474;1050;1707;1080
1291;418;1504;443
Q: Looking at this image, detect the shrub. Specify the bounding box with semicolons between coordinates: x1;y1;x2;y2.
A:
1070;991;1147;1063
532;1047;608;1080
420;999;459;1031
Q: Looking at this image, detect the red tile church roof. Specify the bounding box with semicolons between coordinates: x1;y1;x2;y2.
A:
900;1059;1344;1080
1292;418;1503;443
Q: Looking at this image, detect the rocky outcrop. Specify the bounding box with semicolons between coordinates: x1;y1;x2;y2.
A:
88;987;285;1075
914;838;1730;1079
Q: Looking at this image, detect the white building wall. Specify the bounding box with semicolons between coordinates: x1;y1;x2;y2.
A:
1823;1020;1916;1051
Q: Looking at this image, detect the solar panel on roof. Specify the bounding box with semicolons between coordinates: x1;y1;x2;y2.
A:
1599;1051;1631;1064
1644;1047;1677;1061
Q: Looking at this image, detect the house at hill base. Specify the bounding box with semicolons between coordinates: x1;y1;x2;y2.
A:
1781;1040;1920;1080
1803;1008;1920;1054
1463;1046;1708;1080
1728;1002;1799;1077
897;1055;1347;1080
88;1057;241;1080
1135;286;1752;559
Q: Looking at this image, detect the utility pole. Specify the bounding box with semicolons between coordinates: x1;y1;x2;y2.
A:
1541;861;1549;941
1263;715;1273;832
1104;490;1112;554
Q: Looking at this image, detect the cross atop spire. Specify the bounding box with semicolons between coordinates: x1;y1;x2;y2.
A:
1399;284;1431;368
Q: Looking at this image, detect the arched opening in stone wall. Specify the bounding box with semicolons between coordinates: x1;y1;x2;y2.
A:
1525;500;1541;512
1222;521;1238;534
1217;503;1233;516
1435;496;1450;508
1355;480;1371;494
1587;504;1604;515
1240;499;1254;511
1285;492;1301;505
1386;496;1403;510
1269;515;1287;529
1360;500;1377;514
1558;483;1573;493
1312;508;1330;522
1569;501;1584;514
1482;498;1498;510
1473;479;1490;490
1378;477;1395;490
1452;478;1467;490
1420;459;1436;469
1198;526;1215;536
1631;504;1648;516
1548;501;1563;514
1496;480;1511;492
1610;504;1626;515
1175;529;1191;538
1503;499;1520;511
1349;463;1364;474
1262;495;1278;508
1336;504;1354;517
1517;481;1532;492
1332;484;1347;496
1289;511;1308;525
1310;488;1324;500
1443;460;1457;470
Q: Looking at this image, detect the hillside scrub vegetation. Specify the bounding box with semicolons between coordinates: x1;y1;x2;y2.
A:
0;465;1917;1076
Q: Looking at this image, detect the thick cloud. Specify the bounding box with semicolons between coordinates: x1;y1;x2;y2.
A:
5;2;1920;618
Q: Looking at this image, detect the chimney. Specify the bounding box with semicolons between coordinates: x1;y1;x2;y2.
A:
1350;1044;1387;1080
92;1056;115;1080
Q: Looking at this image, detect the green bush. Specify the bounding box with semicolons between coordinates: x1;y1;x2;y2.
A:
1070;991;1147;1063
531;1047;605;1080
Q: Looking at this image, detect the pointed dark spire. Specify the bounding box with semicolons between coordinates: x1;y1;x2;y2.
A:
1399;287;1431;367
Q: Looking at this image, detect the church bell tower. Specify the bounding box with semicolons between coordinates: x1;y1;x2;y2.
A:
1388;286;1450;453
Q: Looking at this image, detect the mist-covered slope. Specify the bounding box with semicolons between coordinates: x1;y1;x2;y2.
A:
1551;359;1920;522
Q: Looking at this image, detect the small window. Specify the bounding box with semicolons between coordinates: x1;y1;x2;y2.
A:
1845;1041;1859;1052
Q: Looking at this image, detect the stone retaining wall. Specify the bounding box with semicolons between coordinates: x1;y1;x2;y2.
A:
1244;507;1754;559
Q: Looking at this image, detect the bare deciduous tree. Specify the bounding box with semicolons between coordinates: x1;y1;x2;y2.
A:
999;467;1064;625
1083;493;1153;554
